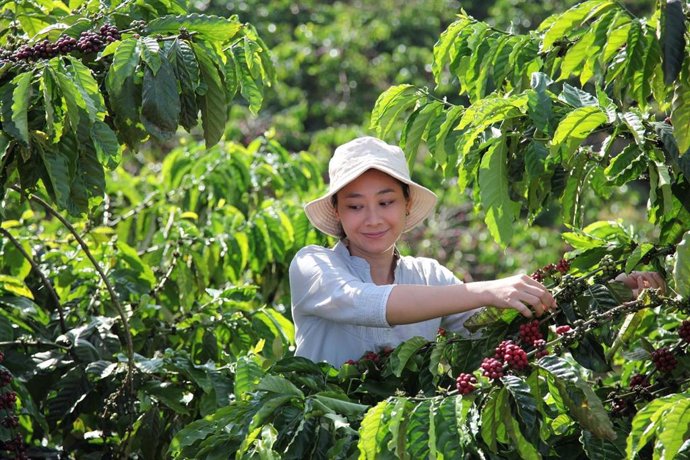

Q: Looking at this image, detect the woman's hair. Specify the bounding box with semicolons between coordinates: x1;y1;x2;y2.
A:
330;180;410;239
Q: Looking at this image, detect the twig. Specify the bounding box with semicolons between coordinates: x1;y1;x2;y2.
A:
9;187;135;382
0;227;66;333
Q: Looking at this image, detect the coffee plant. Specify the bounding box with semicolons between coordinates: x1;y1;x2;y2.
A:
2;0;690;458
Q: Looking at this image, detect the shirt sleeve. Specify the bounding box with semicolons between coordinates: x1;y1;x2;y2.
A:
426;260;481;335
289;246;392;328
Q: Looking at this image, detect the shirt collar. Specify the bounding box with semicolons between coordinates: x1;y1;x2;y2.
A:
333;240;402;276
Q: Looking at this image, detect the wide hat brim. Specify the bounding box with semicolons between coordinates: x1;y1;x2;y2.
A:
304;163;437;238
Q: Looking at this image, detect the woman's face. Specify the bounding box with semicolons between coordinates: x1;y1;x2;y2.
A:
334;169;410;260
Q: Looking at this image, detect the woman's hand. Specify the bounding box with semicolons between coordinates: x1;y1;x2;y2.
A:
478;275;557;318
615;271;666;297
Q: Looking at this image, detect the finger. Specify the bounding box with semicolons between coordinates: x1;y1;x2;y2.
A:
518;293;546;317
509;300;533;318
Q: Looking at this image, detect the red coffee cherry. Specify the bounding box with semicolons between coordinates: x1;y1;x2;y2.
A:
455;373;478;395
629;373;650;389
555;325;572;335
519;320;543;346
679;320;690;343
533;338;549;358
503;343;529;370
651;347;677;373
481;357;504;380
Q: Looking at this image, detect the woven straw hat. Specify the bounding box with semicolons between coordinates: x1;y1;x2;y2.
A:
304;136;437;237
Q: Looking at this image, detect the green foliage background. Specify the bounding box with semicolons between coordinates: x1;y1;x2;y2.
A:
1;0;689;458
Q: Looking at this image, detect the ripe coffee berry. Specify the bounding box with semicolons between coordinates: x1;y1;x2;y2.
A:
362;351;380;363
519;320;543;346
533;339;549;358
494;340;515;361
0;370;12;387
679;320;690;343
651;347;677;373
556;258;570;274
629;373;650;389
555;325;572;335
0;350;4;363
437;327;446;337
481;357;504;380
503;343;529;370
455;373;478;395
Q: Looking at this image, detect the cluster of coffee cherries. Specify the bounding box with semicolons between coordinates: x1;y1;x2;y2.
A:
0;351;27;459
0;24;121;63
530;258;570;282
519;320;549;358
651;347;678;373
557;275;588;302
598;254;619;279
455;373;478;395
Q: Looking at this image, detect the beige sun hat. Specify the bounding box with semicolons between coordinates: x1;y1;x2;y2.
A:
304;136;438;237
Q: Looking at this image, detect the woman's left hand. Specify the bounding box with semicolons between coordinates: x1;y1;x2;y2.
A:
615;271;666;297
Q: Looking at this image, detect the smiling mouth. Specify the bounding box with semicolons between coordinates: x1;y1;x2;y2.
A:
363;230;387;238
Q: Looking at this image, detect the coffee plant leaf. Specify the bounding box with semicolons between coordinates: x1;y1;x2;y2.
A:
480;387;511;452
569;333;611;372
580;428;626;459
369;84;418;141
660;0;687;85
627;393;688;458
147;14;243;42
672;62;690;154
479;137;521;246
358;399;394;460
674;230;690;297
389;336;428;377
433;395;473;459
502;375;538;441
537;355;616;440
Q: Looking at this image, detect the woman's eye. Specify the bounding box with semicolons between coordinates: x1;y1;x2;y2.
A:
381;200;394;207
347;205;362;210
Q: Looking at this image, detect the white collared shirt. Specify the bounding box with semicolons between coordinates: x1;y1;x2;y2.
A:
289;241;478;366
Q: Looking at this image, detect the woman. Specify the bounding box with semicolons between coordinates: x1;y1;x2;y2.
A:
289;136;663;366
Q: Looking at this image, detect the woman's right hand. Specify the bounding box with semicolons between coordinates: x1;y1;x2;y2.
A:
475;275;557;318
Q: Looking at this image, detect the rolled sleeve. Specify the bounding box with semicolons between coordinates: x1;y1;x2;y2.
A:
290;246;392;328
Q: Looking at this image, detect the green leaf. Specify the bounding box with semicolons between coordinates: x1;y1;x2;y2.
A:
660;0;686;84
580;429;626;460
370;84;419;140
105;38;140;95
432;17;472;83
234;42;264;114
389;336;428;377
66;56;106;121
622;111;645;146
479;138;520;246
538;355;616;440
604;143;646;186
541;1;612;50
672;63;690;154
193;42;228;147
91;121;121;169
627;394;687;458
141;57;181;141
481;387;510;452
674;231;690;298
168;39;200;131
527;72;553;133
560;29;596;81
502;375;537;440
434;395;472;459
257;374;304;399
558;84;598;108
10;72;32;145
148;14;243;42
358;400;390;460
37;145;71;209
406;400;433;459
400;101;444;166
550;106;607;162
657;398;690;459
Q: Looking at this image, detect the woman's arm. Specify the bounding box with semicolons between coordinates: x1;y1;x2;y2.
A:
386;274;556;325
